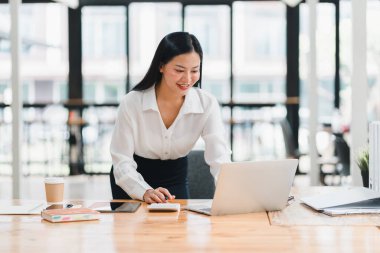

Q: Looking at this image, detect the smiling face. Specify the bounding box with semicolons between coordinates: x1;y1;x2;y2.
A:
158;51;201;97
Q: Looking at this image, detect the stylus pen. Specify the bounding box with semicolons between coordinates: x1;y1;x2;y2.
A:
66;204;82;209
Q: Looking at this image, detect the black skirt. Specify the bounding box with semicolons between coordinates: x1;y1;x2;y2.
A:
110;154;189;200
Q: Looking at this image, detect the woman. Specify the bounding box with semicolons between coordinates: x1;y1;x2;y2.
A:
110;31;231;204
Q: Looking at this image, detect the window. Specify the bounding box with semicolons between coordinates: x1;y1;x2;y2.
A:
299;3;336;125
233;2;286;103
185;5;231;102
0;3;68;104
0;3;69;175
82;6;127;103
367;0;380;121
129;3;182;87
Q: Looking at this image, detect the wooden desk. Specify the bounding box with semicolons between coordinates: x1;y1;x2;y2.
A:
1;189;379;253
270;187;380;226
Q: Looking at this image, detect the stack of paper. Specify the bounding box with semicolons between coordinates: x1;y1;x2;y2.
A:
301;187;380;216
369;122;380;192
322;198;380;216
0;203;44;214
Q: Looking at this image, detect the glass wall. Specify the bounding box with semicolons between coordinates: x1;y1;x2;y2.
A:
3;0;364;175
0;3;68;104
299;3;336;126
81;6;128;172
233;1;286;103
0;3;69;176
367;0;380;122
339;1;352;129
185;5;230;102
231;2;286;161
79;2;289;165
0;4;11;105
339;1;380;126
129;3;181;87
0;3;10;174
82;6;127;103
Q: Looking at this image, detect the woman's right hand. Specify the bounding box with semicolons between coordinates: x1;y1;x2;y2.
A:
143;187;175;204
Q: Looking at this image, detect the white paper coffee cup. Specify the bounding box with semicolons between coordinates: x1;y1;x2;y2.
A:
44;177;64;203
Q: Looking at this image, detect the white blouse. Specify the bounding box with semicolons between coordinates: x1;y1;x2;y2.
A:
110;85;231;200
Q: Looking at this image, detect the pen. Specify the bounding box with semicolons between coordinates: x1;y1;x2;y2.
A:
66;204;82;209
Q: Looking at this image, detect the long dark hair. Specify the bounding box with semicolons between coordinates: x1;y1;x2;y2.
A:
132;32;203;91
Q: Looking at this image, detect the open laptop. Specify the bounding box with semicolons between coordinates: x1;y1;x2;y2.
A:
185;159;298;216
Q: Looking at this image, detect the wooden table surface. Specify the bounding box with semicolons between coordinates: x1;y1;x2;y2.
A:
1;188;379;253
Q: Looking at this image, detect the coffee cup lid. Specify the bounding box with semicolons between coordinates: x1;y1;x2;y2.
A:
44;177;64;184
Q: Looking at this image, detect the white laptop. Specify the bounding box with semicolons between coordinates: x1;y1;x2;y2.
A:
185;159;298;216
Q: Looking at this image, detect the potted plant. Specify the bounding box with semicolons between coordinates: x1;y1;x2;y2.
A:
356;149;369;187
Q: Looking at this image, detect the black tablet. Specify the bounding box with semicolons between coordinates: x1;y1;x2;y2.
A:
91;202;141;213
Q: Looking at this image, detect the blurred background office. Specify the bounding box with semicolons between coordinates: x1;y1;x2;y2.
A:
0;0;379;199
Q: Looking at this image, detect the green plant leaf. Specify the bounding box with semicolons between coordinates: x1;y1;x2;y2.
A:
356;149;369;172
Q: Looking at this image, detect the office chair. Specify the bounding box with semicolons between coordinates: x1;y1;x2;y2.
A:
109;166;131;200
319;134;350;186
334;135;350;177
187;150;215;199
279;119;306;175
110;150;215;200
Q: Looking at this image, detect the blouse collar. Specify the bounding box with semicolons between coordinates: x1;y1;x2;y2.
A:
142;85;204;115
